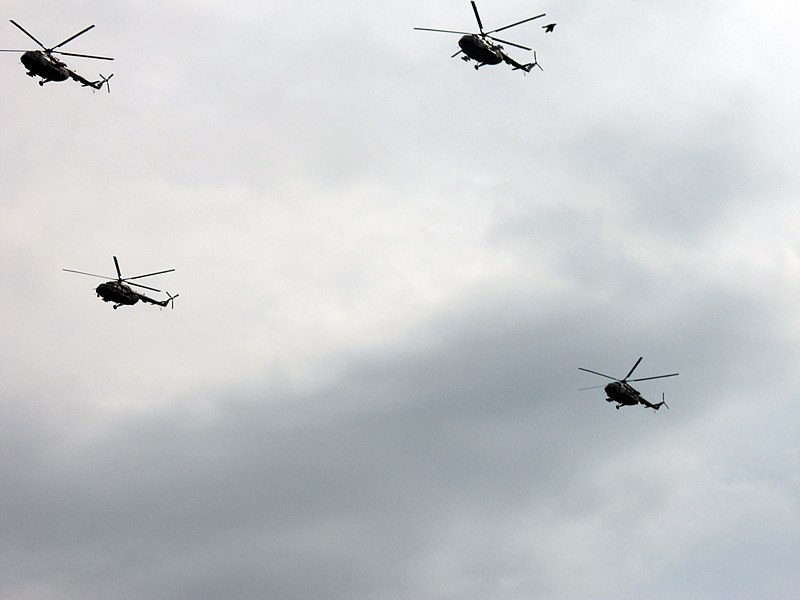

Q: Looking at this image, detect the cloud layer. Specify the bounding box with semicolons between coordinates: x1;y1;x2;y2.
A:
1;1;799;598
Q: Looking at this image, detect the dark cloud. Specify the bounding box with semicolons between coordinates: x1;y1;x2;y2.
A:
3;278;798;598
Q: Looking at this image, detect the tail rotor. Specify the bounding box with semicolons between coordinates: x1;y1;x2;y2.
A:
528;51;543;72
94;72;113;93
517;51;543;74
652;392;670;412
165;291;179;309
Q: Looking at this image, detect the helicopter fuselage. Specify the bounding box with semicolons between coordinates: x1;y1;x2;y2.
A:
604;380;667;411
20;50;69;82
96;280;139;308
604;381;642;407
458;34;503;65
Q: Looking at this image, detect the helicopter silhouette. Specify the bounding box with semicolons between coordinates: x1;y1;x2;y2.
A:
63;256;178;310
414;1;546;73
579;357;678;411
0;20;113;92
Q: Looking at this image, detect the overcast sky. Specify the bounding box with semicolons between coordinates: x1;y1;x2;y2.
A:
2;1;799;598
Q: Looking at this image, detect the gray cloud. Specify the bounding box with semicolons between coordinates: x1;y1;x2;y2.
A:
1;0;799;598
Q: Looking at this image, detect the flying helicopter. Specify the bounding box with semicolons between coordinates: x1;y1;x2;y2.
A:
414;1;547;73
578;357;678;411
63;256;178;310
0;20;113;91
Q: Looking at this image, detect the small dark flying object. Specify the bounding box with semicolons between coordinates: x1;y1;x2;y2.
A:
414;1;546;73
578;357;678;411
543;23;556;33
63;256;179;310
0;20;113;92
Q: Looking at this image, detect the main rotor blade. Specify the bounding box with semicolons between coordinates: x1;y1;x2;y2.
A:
578;367;619;381
414;27;472;35
578;384;607;391
623;357;643;381
62;268;114;280
113;256;123;280
629;373;679;383
9;20;46;50
486;13;546;35
486;35;531;51
128;281;162;293
53;50;113;60
52;24;95;50
471;1;485;34
0;49;29;53
124;268;175;281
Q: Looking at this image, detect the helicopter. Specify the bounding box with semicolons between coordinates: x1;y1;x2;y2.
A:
578;357;678;411
414;1;547;73
1;20;113;91
63;256;178;310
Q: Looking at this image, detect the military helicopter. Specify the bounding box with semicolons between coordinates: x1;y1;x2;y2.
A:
0;20;113;91
63;256;178;310
414;1;547;73
579;357;678;411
